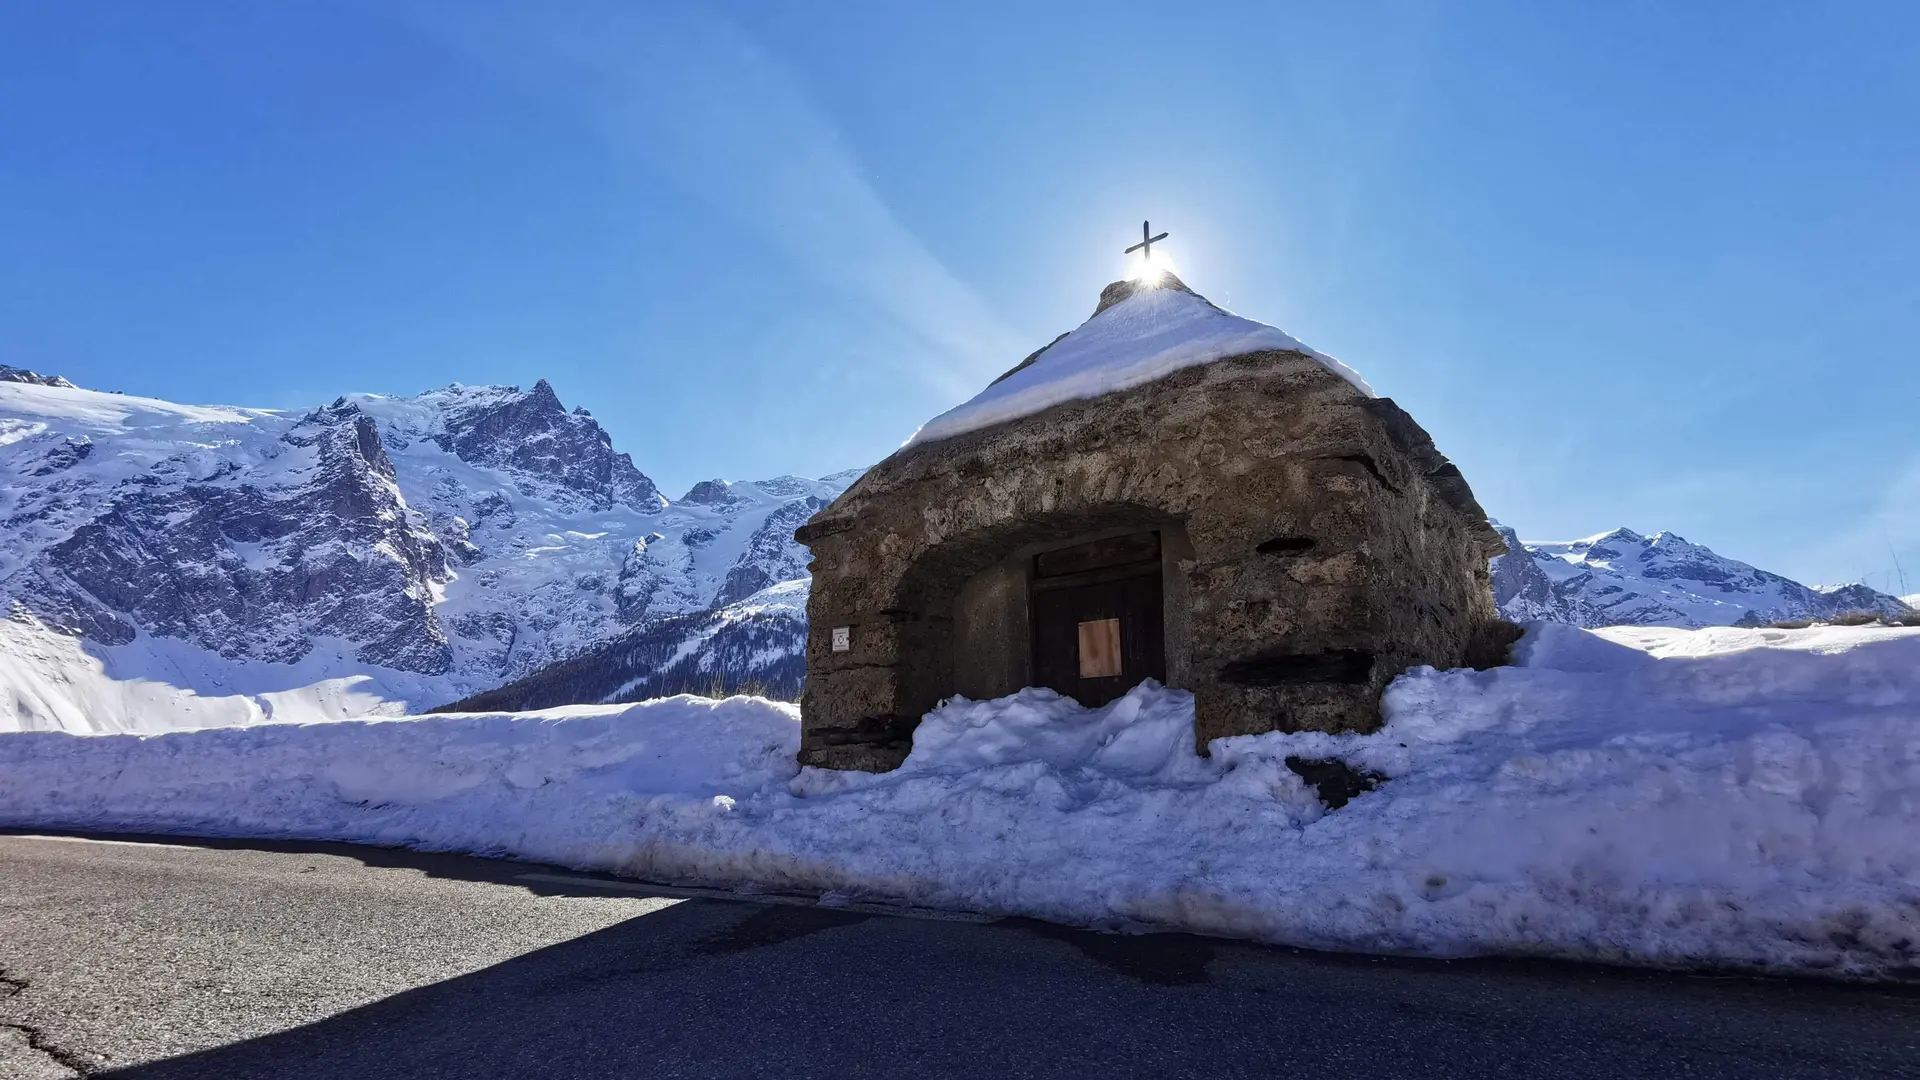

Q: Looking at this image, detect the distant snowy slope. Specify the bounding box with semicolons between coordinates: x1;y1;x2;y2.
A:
341;383;845;687
0;373;850;732
452;518;1920;715
0;611;455;734
436;578;812;713
1491;524;1913;629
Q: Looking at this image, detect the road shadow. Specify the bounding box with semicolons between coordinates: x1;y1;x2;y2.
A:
93;898;1920;1080
0;828;706;901
13;831;1919;1079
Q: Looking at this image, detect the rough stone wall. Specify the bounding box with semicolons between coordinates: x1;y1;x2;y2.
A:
797;347;1504;771
951;560;1029;700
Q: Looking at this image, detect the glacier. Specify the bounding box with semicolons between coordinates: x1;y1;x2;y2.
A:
0;371;848;732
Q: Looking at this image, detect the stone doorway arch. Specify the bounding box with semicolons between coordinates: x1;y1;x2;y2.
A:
895;508;1193;726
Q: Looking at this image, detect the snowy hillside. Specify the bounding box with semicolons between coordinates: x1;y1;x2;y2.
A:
1491;524;1913;629
0;371;849;732
435;578;811;712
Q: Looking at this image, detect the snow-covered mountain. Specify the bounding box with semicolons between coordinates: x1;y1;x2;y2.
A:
1491;524;1914;628
491;524;1915;715
0;371;849;732
7;365;1910;732
433;577;812;713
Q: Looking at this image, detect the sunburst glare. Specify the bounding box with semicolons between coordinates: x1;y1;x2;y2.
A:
1125;249;1176;286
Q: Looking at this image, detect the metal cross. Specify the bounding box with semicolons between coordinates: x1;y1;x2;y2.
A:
1124;220;1169;260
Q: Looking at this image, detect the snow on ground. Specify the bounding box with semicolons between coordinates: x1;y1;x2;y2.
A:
0;614;453;734
906;281;1374;447
4;622;1918;980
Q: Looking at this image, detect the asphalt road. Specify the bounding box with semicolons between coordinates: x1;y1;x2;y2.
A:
2;833;1917;1079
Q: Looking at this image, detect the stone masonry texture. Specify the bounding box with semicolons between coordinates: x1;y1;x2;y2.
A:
796;279;1506;771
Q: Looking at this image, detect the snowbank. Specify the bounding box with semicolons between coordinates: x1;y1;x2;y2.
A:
906;283;1373;447
0;614;455;735
4;622;1918;980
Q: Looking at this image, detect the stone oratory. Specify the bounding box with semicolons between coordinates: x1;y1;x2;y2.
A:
796;237;1507;771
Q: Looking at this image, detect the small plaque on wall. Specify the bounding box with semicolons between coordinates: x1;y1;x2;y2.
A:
831;626;852;652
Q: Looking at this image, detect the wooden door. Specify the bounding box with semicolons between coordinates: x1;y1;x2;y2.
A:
1030;533;1166;708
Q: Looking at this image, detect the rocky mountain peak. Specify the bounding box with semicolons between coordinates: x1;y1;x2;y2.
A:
0;364;78;389
1496;524;1913;628
0;374;857;729
13;385;453;675
1571;527;1644;556
679;479;741;506
428;381;664;511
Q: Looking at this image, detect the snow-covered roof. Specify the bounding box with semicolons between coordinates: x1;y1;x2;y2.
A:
905;277;1373;448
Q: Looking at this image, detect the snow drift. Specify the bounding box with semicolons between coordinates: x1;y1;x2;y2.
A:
0;612;458;734
3;623;1917;980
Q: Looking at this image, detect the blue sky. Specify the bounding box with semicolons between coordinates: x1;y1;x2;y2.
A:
2;2;1915;590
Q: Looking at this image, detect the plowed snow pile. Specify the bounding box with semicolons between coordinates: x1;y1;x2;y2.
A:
3;623;1917;979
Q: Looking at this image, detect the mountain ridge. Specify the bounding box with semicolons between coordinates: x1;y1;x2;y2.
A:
1490;524;1913;629
3;369;1909;731
0;372;850;731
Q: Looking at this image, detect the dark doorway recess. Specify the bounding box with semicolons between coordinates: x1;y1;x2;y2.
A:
1031;531;1166;707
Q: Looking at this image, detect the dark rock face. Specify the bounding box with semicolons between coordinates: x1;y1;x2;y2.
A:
679;479;745;506
1488;524;1586;624
614;535;665;622
433;380;664;510
34;403;453;672
715;497;827;606
28;437;91;477
3;376;844;714
1813;584;1907;620
0;365;78;389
